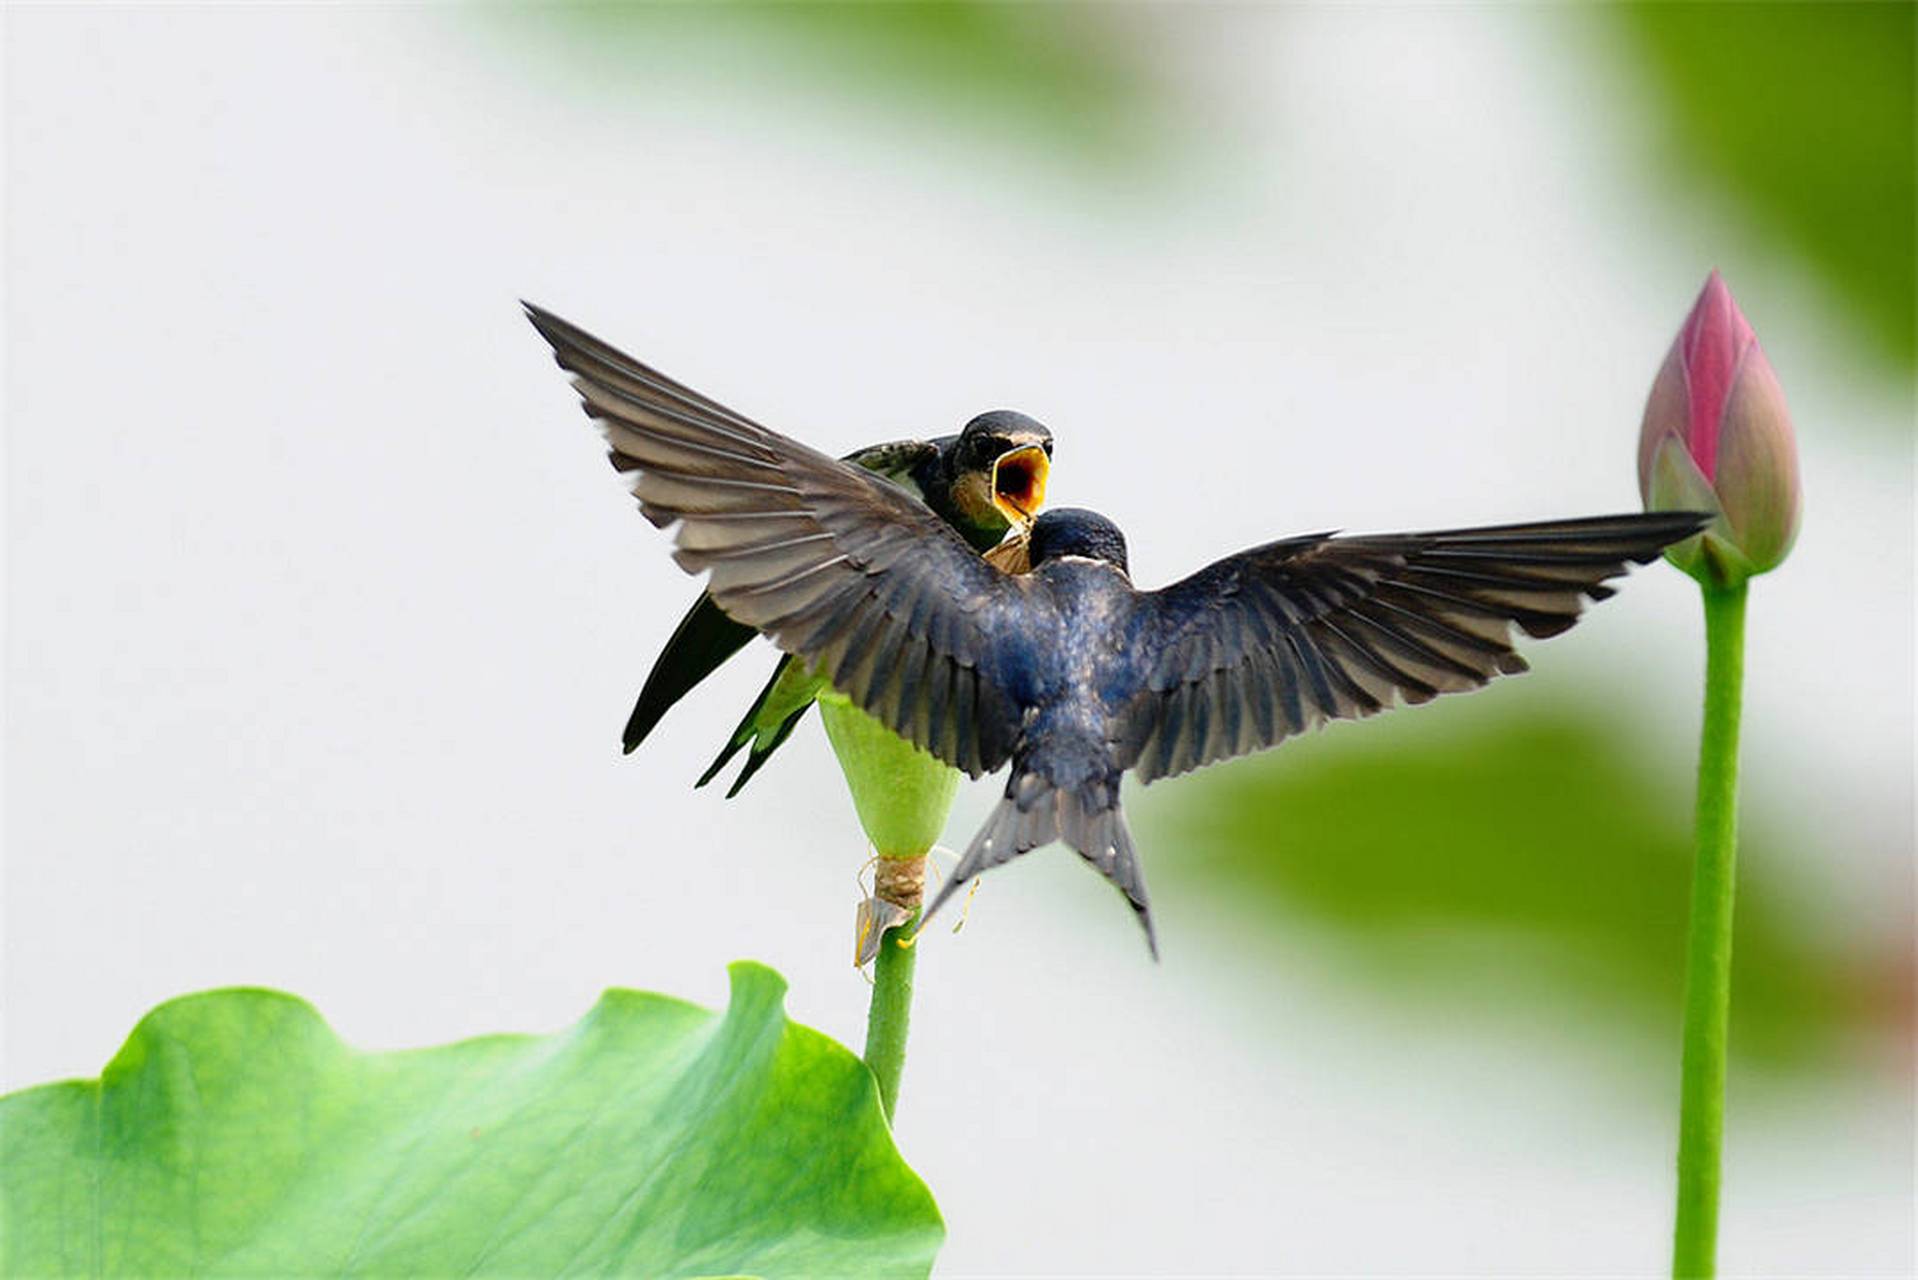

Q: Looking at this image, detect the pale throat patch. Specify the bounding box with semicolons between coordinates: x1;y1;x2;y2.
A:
951;469;1005;528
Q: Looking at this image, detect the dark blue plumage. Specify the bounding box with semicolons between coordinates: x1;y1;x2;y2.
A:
911;506;1706;955
618;402;1051;787
1027;506;1130;575
529;301;1708;956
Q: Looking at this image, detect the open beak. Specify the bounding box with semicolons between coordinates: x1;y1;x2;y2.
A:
990;444;1050;529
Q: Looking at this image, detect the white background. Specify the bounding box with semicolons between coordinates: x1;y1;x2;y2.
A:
5;7;1911;1274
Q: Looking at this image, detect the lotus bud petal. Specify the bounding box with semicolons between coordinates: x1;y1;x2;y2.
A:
1637;271;1803;586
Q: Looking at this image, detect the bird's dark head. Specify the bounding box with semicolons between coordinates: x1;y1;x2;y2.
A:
955;410;1052;531
1029;508;1129;575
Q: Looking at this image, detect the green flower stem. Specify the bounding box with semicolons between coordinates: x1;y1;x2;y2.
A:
863;906;920;1124
1673;580;1748;1279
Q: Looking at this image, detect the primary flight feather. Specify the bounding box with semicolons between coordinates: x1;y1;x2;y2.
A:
628;417;1051;796
528;303;1707;955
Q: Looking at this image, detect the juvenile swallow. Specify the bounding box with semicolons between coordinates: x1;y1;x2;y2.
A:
527;307;1051;794
530;303;1707;955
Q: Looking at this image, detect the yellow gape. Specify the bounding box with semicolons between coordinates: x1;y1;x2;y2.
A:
990;444;1049;527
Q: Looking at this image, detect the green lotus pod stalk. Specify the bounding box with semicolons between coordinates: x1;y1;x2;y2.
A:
1638;270;1803;588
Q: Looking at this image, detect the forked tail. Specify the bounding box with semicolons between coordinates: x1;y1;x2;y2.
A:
918;773;1157;958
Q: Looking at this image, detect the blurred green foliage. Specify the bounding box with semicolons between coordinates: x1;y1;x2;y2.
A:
511;2;1914;382
1616;3;1916;374
510;2;1145;161
0;965;942;1277
1144;695;1898;1072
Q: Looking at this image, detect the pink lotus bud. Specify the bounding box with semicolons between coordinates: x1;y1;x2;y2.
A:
1637;271;1802;585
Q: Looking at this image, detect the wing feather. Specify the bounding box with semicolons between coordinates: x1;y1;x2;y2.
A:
1127;512;1707;782
528;303;1027;777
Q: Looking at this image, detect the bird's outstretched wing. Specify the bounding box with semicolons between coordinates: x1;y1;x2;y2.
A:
1125;512;1707;782
623;437;941;760
841;437;943;481
526;303;1028;778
